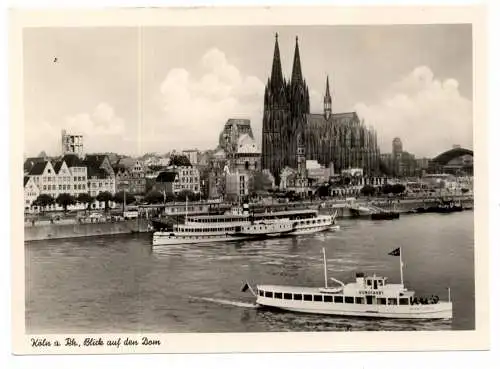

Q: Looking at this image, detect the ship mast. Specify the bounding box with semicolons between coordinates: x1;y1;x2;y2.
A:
322;248;328;288
399;247;404;285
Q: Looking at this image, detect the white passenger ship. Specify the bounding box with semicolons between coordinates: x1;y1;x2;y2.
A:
152;203;339;246
242;247;452;320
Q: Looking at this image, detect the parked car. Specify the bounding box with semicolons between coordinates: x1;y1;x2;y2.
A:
123;210;139;220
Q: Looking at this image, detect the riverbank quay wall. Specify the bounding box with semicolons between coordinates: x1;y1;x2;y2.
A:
320;196;473;214
24;196;473;241
25;219;150;242
251;196;473;215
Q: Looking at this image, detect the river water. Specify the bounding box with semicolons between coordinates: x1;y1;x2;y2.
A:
25;211;474;333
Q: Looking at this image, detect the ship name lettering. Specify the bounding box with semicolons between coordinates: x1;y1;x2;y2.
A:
360;290;383;295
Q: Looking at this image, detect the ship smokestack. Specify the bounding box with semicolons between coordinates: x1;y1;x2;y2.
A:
243;201;250;216
355;272;365;285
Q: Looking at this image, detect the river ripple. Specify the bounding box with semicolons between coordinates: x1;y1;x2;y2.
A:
25;211;474;333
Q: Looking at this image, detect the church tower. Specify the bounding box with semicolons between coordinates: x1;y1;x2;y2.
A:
262;33;290;183
288;36;310;169
324;76;332;120
296;131;307;189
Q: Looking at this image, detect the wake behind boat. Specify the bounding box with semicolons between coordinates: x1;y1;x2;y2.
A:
242;247;452;320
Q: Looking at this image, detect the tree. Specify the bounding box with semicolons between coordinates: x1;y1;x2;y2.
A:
379;161;393;176
33;194;55;213
340;177;351;186
113;191;135;205
145;178;156;193
392;183;406;195
360;185;376;197
316;185;330;198
96;191;114;212
169;155;191;167
381;184;394;195
77;193;94;213
249;171;273;193
148;165;165;172
56;193;76;213
176;189;197;202
144;190;164;204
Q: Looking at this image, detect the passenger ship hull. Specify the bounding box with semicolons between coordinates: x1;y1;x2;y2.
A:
256;296;452;320
152;214;338;246
152;233;255;246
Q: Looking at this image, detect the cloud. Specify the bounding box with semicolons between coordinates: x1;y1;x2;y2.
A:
148;48;265;151
24;103;127;156
354;66;472;157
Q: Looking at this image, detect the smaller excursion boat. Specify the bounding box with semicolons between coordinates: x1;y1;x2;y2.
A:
242;247;452;320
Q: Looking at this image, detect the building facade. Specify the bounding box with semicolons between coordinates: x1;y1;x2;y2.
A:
114;158;146;194
61;129;84;158
154;171;180;195
27;155;89;200
381;138;417;177
261;34;380;184
175;165;201;193
182;150;199;166
225;171;249;199
24;176;40;209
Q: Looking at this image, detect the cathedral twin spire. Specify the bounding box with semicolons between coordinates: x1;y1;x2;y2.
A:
269;33;333;119
270;33;305;88
270;33;284;89
291;36;303;84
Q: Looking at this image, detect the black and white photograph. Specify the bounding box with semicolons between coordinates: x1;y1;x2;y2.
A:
10;6;489;354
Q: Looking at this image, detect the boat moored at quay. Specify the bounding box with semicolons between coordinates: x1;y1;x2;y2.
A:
242;247;453;320
151;203;339;246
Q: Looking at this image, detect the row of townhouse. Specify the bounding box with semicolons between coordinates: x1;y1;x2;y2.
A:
23;154;117;210
113;158;147;194
153;166;201;195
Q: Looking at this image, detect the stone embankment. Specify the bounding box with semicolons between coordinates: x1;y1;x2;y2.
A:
25;218;150;242
24;196;473;241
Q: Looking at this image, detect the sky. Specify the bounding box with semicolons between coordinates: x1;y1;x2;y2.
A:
23;25;472;158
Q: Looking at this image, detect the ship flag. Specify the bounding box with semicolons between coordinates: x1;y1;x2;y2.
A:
389;247;404;285
388;247;401;256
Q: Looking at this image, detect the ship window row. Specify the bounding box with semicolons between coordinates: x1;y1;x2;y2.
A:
258;290;409;305
178;227;235;233
190;217;244;223
299;218;329;225
188;213;316;224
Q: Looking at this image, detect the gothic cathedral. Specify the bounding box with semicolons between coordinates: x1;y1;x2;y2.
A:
261;34;381;183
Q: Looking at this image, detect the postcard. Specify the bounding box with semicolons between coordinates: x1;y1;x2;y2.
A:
10;5;489;354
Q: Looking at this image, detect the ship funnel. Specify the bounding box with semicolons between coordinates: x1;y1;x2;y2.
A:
355;272;365;285
242;201;250;216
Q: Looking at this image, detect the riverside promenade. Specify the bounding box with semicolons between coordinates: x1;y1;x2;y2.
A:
24;194;473;242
